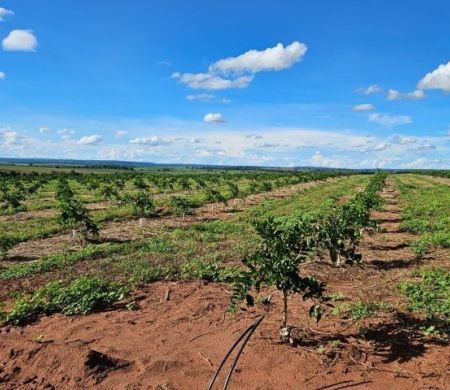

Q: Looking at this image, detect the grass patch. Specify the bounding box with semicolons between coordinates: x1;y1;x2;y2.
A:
1;277;130;326
396;175;450;255
331;301;392;320
399;267;449;321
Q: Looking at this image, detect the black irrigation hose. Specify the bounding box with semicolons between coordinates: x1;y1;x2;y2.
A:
208;315;265;390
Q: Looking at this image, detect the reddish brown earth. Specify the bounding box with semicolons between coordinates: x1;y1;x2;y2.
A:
0;180;449;389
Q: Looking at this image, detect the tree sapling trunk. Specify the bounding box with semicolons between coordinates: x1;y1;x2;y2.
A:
280;290;291;342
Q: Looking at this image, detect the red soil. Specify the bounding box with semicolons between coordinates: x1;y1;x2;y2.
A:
1;281;448;389
1;179;448;389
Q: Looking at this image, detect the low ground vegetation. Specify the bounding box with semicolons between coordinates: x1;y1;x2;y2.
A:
0;167;449;388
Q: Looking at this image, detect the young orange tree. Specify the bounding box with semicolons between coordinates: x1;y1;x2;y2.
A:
232;215;325;341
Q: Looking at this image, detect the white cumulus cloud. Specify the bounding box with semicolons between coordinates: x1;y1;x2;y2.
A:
173;41;306;90
2;29;38;52
387;89;425;100
115;130;128;138
172;72;252;90
368;113;412;127
0;7;14;21
373;143;388;151
352;103;375;112
209;41;307;74
358;84;381;95
77;134;102;145
57;129;75;140
129;136;171;146
391;135;417;145
1;131;20;146
186;94;230;103
204;113;224;123
0;71;5;80
418;61;450;92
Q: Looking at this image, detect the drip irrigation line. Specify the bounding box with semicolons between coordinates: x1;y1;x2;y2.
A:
208;315;264;390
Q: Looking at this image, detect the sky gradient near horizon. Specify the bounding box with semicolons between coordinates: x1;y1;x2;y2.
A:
0;0;450;168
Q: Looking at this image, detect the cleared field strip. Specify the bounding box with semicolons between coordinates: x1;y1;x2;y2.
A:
394;174;450;256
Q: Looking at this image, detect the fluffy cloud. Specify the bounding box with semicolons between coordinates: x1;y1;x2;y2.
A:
129;136;171;146
368;113;412;127
412;141;436;151
391;135;417;145
352;103;375;112
0;71;5;80
310;151;340;167
115;130;128;138
186;93;215;102
255;142;282;148
400;158;428;169
246;134;263;140
39;127;50;134
172;72;252;90
418;61;450;92
373;143;388;151
57;129;75;140
0;7;14;21
204;112;224;123
209;41;307;74
1;131;20;146
186;94;230;103
387;89;425;100
173;41;306;90
77;134;102;145
358;84;381;95
2;29;38;52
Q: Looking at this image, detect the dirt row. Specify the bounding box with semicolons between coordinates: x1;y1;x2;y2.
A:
7;178;333;261
0;177;448;389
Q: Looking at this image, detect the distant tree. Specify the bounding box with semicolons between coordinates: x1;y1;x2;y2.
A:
133;176;147;190
56;180;99;241
204;188;226;212
227;182;239;206
100;184;120;204
0;185;27;215
260;181;273;192
169;196;195;220
0;235;17;261
86;180;100;192
124;190;156;225
248;181;259;195
177;178;191;192
55;178;75;203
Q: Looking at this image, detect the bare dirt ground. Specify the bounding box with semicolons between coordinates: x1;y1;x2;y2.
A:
7;179;330;261
0;179;448;389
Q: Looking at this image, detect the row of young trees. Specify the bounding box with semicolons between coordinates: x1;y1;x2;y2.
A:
0;170;349;260
0;179;45;215
0;169;348;213
231;171;387;340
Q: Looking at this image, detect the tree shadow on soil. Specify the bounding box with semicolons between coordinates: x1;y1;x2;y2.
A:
359;312;448;363
368;258;422;270
292;312;447;365
6;255;38;263
368;243;408;251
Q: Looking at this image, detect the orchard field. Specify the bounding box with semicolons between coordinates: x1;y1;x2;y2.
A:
0;166;449;389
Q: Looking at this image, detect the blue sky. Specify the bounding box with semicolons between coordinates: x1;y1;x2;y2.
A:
0;0;449;168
